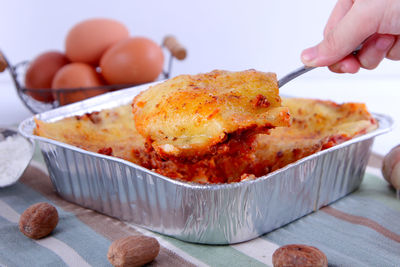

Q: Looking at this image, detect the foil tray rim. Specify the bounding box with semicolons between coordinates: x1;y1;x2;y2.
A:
18;84;394;189
16;83;395;244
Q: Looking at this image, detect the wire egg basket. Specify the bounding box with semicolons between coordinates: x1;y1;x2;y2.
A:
0;35;186;114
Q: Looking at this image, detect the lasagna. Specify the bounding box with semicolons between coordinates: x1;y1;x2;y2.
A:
35;87;377;184
132;70;290;161
35;70;377;184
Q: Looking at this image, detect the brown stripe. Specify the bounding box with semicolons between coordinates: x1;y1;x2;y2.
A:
20;164;196;267
322;206;400;243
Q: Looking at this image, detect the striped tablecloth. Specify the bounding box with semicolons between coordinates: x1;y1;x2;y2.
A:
1;153;399;267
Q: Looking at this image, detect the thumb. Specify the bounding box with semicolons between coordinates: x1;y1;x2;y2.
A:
301;2;380;67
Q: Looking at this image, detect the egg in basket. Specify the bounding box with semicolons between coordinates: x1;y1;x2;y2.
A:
0;18;186;114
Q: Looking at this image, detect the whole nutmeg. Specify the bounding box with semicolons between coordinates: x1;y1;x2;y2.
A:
382;145;400;189
108;235;160;267
19;202;59;239
272;244;328;267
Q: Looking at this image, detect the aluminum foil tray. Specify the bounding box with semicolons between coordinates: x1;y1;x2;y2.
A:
19;83;393;244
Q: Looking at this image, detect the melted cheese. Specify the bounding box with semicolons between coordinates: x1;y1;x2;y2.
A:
251;98;378;176
132;70;290;160
35;97;378;184
35;105;145;164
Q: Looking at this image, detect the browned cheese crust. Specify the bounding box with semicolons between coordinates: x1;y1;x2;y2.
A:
34;96;377;184
132;69;290;161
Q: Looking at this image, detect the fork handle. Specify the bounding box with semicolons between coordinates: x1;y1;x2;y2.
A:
278;66;315;88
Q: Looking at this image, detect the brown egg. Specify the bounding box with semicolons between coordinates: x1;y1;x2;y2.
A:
51;63;107;105
25;51;69;102
100;37;164;85
65;18;130;64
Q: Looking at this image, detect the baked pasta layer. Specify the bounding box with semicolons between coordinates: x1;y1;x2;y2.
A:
35;97;377;184
132;70;290;161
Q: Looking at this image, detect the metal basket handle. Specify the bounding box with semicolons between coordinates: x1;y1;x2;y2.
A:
162;35;187;79
0;51;7;72
0;50;41;113
163;35;187;60
1;35;188;113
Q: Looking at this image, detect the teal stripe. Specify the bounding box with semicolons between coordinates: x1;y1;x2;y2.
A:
33;144;45;163
3;159;268;267
261;171;400;267
357;173;400;212
263;211;399;266
0;216;67;267
159;234;267;267
136;228;267;267
0;183;112;267
331;194;400;233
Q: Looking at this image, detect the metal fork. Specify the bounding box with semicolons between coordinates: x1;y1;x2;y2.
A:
279;45;364;88
278;66;316;88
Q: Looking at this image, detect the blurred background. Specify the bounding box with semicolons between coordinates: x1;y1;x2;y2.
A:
1;0;399;155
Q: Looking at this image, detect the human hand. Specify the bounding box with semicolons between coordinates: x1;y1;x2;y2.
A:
301;0;400;73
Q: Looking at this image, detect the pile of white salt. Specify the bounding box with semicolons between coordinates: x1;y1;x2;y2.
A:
0;134;33;187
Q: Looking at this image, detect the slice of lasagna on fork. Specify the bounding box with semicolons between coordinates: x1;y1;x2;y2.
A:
132;69;291;162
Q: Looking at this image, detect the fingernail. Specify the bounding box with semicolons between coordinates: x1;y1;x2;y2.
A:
339;63;349;73
329;62;343;73
340;61;360;74
376;37;393;51
301;47;318;65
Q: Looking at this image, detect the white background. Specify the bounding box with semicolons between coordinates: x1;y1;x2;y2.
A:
1;0;399;155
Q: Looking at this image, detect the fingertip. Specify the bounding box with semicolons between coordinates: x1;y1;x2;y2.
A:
328;56;360;74
302;42;346;67
328;63;344;73
375;35;395;51
340;61;361;73
387;36;400;60
301;47;318;66
342;63;360;73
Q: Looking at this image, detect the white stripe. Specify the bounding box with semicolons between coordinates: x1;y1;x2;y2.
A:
232;237;279;266
30;160;49;175
36;237;92;267
30;161;207;266
21;162;379;267
229;166;385;265
0;200;91;267
126;223;209;267
366;166;384;179
230;166;384;265
0;200;19;223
